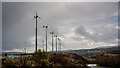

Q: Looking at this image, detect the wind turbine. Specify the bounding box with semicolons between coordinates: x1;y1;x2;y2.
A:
54;35;58;52
50;32;54;52
33;12;41;52
58;38;62;51
43;25;48;52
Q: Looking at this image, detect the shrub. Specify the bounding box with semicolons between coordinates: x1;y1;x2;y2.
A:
49;54;69;66
40;59;49;67
96;55;120;68
49;62;54;68
1;57;16;67
32;49;49;65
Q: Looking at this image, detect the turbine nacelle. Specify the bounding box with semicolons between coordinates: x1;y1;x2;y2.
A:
33;12;41;20
50;32;54;34
43;25;48;28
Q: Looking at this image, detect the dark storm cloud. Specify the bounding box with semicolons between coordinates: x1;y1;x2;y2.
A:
2;2;118;52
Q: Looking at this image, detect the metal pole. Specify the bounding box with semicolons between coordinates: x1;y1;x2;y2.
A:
46;27;47;52
36;17;37;52
56;36;57;52
34;12;41;52
42;40;44;51
52;33;53;52
34;12;40;52
60;40;61;51
58;38;61;52
58;38;60;51
24;41;27;65
50;32;54;52
25;41;26;55
43;25;48;52
57;38;60;51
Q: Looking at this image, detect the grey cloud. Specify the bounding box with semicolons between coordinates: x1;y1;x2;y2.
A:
75;23;118;44
2;2;118;51
0;2;2;52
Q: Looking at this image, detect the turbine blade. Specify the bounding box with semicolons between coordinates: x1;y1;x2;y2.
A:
38;17;42;19
36;12;37;16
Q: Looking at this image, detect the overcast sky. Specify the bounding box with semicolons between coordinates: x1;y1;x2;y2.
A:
2;2;118;52
2;0;120;2
0;2;2;52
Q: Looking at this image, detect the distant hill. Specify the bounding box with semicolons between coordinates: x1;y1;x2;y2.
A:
1;46;119;55
2;52;23;55
62;46;120;55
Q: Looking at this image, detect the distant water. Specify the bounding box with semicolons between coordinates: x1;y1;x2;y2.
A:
7;55;32;58
7;55;20;58
87;64;103;68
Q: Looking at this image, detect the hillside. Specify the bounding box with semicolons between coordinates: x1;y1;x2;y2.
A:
49;53;87;68
1;50;88;68
64;46;120;55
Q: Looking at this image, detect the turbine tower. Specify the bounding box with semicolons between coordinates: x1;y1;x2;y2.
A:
50;32;54;52
24;41;27;54
43;25;48;52
58;38;61;51
42;40;45;51
34;12;41;52
54;35;58;52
